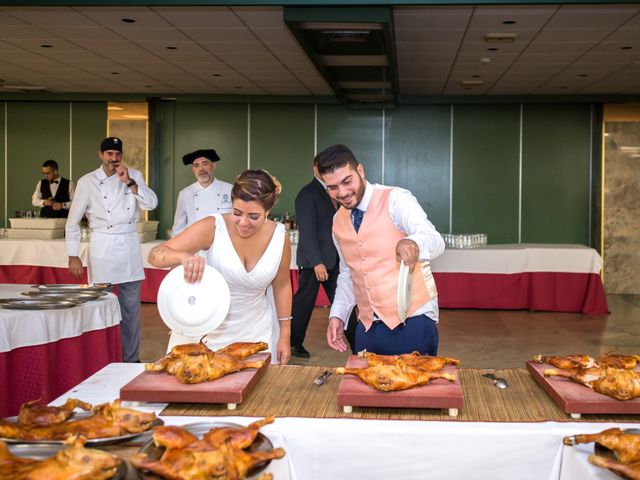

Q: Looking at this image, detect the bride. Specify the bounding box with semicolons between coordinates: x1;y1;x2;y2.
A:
148;169;292;365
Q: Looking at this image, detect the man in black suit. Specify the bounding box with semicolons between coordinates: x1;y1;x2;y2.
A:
31;159;74;218
291;154;356;358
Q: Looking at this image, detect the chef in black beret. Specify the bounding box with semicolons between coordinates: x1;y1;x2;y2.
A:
171;148;233;236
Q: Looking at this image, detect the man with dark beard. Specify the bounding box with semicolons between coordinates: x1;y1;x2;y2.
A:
317;144;445;356
66;137;158;362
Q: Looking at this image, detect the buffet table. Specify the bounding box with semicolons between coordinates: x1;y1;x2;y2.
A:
0;284;122;417
51;363;638;480
0;239;607;314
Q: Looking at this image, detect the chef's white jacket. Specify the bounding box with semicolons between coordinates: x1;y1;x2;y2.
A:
171;178;233;236
66;166;158;284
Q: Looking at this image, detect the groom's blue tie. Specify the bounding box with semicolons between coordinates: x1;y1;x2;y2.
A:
351;208;364;233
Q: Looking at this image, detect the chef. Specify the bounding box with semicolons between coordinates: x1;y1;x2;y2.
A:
31;159;75;218
171;148;232;237
65;136;158;363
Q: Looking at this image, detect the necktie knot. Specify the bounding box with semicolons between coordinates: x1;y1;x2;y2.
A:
351;208;364;233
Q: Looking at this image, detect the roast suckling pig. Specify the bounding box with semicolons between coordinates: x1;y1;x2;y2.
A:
145;340;268;384
359;351;460;371
544;366;640;401
564;428;640;463
132;417;284;480
337;364;456;391
0;400;158;441
337;351;459;391
17;398;92;426
564;428;640;479
533;352;640;370
0;437;120;480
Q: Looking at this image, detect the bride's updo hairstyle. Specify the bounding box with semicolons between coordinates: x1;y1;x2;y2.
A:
232;169;282;211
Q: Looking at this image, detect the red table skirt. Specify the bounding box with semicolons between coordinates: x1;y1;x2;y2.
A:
0;325;122;417
433;271;609;315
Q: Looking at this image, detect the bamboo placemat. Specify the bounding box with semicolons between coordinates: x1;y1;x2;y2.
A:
161;366;640;423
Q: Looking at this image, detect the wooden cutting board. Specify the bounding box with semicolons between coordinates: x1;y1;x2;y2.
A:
120;353;271;407
526;360;640;417
336;356;463;415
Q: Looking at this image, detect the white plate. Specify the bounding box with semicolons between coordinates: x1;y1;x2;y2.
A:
157;265;231;337
397;261;412;322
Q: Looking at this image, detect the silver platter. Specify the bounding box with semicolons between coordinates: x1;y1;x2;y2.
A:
7;443;127;479
135;422;273;480
21;291;102;302
0;414;163;446
0;298;79;310
36;283;111;293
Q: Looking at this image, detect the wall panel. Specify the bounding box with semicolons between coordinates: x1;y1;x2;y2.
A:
521;104;591;244
7;102;70;218
250;104;314;217
317;105;383;184
385;105;451;232
452;104;520;244
71;102;107;180
0;103;5;227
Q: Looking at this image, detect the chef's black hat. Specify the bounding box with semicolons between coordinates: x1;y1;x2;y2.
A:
100;137;123;152
182;149;220;166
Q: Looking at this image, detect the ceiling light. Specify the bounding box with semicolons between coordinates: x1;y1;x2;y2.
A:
578;74;588;77
40;44;52;48
107;106;124;111
300;22;382;30
502;20;517;25
485;33;517;43
620;146;640;151
460;80;485;87
121;114;148;120
121;18;136;23
480;57;491;64
604;132;610;137
166;46;177;50
487;47;499;52
321;55;388;66
621;46;633;50
1;85;46;90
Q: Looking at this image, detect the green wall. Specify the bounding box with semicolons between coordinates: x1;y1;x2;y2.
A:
1;99;598;248
0;101;106;228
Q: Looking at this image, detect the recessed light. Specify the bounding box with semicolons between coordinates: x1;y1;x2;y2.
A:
212;74;221;77
471;74;481;78
234;86;242;89
121;18;136;23
40;44;52;48
559;86;567;90
578;74;588;77
111;72;119;75
144;85;152;88
460;79;484;87
502;20;517;25
621;46;633;50
166;46;177;50
480;57;491;64
487;47;499;52
485;32;517;43
604;132;610;137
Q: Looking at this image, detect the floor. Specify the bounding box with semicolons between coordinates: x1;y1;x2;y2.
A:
139;294;640;369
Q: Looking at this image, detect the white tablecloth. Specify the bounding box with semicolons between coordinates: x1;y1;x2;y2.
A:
431;244;603;274
53;363;633;480
1;238;602;274
0;284;121;353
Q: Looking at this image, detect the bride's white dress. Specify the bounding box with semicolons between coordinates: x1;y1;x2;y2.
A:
168;213;286;359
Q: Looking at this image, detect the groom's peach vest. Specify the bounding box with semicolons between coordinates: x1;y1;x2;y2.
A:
333;187;437;331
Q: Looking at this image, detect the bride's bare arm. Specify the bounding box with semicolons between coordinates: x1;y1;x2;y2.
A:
148;217;216;281
272;233;292;365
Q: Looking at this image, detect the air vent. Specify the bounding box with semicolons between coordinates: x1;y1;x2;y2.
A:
285;7;398;108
